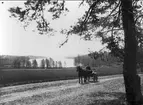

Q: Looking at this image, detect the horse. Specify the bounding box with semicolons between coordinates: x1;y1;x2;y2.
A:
85;66;92;82
76;66;88;83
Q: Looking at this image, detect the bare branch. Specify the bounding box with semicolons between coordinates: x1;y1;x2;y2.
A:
59;38;68;48
135;14;143;23
79;0;85;7
83;0;100;25
59;29;72;48
100;1;121;31
102;28;123;34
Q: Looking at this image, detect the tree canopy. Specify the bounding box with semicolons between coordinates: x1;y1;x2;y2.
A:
8;0;143;59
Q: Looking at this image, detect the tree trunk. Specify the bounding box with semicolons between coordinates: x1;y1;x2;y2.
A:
121;0;143;104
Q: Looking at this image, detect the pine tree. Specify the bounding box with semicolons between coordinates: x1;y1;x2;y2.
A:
45;58;50;69
55;61;58;68
49;58;54;68
32;59;38;68
26;60;31;68
40;59;45;69
58;61;62;68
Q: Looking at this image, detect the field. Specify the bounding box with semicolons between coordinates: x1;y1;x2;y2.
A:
0;65;123;86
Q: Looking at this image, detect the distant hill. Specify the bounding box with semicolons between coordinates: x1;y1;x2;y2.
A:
65;56;75;59
27;55;48;59
0;55;47;59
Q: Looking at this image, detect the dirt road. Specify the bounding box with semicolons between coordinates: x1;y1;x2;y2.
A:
0;75;125;105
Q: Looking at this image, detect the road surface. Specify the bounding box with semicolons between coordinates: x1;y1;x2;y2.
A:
0;75;124;105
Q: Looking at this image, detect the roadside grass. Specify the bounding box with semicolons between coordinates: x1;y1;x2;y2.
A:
84;75;143;105
50;75;143;105
87;92;126;105
87;78;126;105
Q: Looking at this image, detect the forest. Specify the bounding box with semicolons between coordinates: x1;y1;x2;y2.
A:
0;55;63;69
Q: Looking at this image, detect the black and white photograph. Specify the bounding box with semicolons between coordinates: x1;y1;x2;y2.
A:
0;0;143;105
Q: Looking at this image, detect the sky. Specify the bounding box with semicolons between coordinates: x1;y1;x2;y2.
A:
0;1;104;67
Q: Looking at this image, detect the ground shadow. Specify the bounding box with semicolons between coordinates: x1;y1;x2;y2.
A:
87;92;126;105
89;80;99;83
79;81;99;85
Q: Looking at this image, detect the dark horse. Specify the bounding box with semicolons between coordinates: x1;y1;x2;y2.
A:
76;66;85;83
76;66;92;83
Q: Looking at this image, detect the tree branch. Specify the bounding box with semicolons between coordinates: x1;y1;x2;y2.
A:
79;0;85;7
100;1;121;31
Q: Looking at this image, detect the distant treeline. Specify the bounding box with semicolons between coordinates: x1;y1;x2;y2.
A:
74;49;143;72
74;51;121;67
0;55;63;69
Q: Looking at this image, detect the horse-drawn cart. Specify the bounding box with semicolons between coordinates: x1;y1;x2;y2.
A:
77;66;98;83
88;71;98;82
